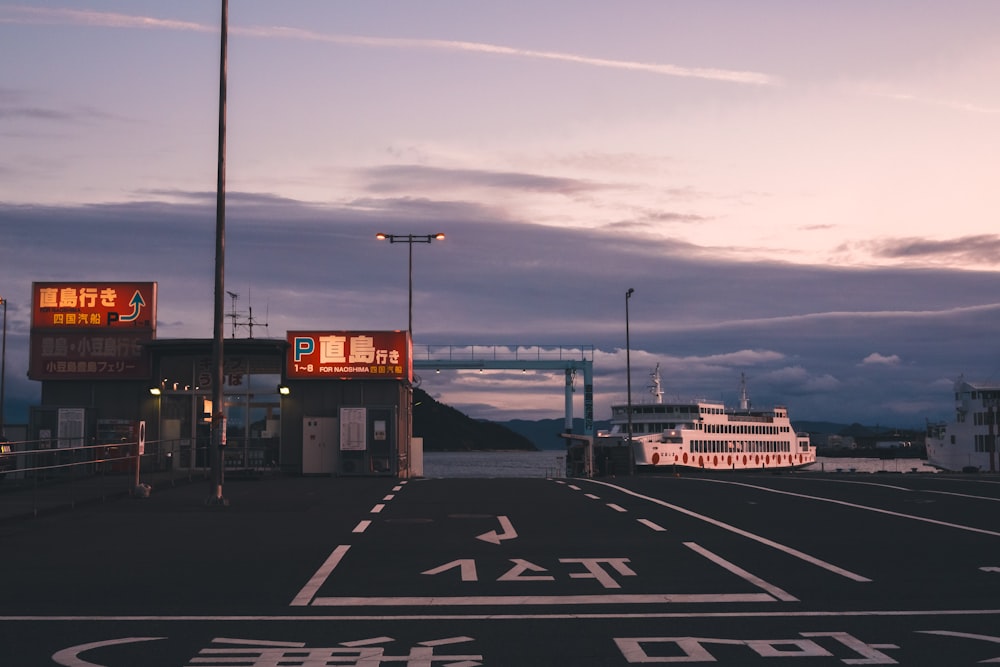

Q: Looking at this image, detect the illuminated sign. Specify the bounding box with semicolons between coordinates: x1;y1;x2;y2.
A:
31;282;157;330
29;281;157;381
287;331;411;381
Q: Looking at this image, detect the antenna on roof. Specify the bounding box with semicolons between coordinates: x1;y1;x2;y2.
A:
224;287;270;339
226;291;240;338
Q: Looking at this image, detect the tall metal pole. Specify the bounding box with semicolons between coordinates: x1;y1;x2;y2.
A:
209;0;229;505
0;297;6;436
407;237;414;338
625;288;635;453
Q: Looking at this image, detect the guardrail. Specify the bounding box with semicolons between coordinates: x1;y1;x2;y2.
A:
0;437;280;520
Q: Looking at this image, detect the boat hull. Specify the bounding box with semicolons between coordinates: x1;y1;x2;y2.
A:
634;447;815;471
925;435;996;472
594;436;817;472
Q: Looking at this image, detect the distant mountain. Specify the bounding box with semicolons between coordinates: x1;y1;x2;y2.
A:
500;418;612;450
793;420;924;440
413;388;536;451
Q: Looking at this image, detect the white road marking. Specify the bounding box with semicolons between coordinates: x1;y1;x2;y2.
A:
52;637;165;666
308;593;779;606
584;479;872;582
371;503;386;513
10;608;1000;621
926;489;1000;502
918;630;1000;644
637;519;666;532
608;503;628;512
383;494;395;501
585;493;601;500
423;559;479;581
697;477;1000;537
353;520;372;533
290;544;352;607
686;541;798;602
476;515;518;544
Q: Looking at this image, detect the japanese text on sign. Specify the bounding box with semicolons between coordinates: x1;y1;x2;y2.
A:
32;282;157;329
287;331;411;381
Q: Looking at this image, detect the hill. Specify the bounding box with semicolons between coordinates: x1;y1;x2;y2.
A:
500;418;612;450
413;388;537;451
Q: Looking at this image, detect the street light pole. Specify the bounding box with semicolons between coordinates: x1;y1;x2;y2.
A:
625;288;635;453
375;233;445;341
0;296;6;436
208;0;229;505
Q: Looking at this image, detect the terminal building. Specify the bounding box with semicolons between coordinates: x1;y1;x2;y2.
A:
27;281;417;478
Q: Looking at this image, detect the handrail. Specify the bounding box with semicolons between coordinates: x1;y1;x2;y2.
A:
413;344;594;362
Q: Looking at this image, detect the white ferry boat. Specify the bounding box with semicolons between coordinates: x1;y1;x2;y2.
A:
599;366;815;471
925;378;1000;472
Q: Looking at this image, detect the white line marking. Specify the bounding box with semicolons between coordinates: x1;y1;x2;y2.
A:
7;608;1000;622
308;593;778;606
608;503;628;512
585;493;600;500
353;520;372;533
568;485;581;490
371;503;386;513
584;479;872;582
697;477;1000;537
685;541;798;602
637;518;666;532
383;494;395;501
392;485;404;491
290;544;351;607
927;489;1000;502
918;630;1000;644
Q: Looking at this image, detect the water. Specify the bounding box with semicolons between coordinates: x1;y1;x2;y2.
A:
421;451;937;478
422;450;566;478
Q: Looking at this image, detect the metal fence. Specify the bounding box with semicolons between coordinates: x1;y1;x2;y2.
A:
0;436;279;520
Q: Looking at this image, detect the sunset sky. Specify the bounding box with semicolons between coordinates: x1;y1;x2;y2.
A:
2;1;999;429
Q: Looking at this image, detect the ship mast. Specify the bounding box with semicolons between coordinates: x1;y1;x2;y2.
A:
649;363;664;404
739;372;750;411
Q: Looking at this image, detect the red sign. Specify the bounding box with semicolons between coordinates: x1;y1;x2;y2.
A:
287;331;411;381
31;282;157;330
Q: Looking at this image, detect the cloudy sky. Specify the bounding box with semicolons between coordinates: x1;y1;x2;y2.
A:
2;1;1000;429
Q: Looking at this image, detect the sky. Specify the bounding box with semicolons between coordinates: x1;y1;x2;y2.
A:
2;1;1000;430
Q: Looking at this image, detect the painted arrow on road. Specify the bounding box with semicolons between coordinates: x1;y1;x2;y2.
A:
477;515;517;544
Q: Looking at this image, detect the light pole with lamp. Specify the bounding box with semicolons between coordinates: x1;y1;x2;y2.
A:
0;296;6;436
375;233;445;340
625;288;635;469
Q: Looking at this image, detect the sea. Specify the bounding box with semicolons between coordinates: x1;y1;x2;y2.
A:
421;450;940;478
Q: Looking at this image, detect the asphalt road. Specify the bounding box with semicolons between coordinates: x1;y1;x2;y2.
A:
1;470;999;665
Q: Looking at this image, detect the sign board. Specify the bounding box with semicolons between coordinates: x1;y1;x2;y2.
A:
340;407;367;451
31;282;157;330
29;330;154;380
29;281;157;381
287;331;411;381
